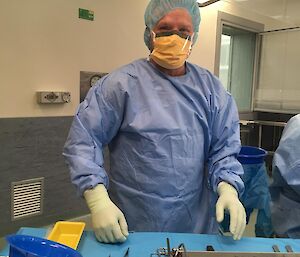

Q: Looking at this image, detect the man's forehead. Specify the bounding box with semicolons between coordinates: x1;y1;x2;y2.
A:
156;8;193;26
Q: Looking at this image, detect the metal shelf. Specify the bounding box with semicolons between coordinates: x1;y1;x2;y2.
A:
240;120;286;148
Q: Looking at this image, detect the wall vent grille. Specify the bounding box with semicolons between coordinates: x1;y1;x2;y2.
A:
11;178;44;220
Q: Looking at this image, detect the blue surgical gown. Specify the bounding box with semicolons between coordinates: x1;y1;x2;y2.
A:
63;59;244;234
270;114;300;238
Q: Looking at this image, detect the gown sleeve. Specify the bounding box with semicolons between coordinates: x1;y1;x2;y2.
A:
63;73;127;196
206;77;244;196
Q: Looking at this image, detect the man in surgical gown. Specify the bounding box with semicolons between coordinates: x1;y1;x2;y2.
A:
63;0;246;244
270;114;300;238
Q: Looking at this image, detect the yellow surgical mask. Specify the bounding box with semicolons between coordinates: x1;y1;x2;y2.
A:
150;31;193;70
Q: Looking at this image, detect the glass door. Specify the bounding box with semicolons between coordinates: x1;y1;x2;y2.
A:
219;25;257;112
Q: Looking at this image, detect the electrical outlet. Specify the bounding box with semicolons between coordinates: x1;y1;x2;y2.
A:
37;92;71;104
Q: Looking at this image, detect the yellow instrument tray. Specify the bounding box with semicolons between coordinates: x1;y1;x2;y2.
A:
47;221;85;249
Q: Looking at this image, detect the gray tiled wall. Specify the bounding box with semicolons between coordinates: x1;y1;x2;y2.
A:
0;116;89;237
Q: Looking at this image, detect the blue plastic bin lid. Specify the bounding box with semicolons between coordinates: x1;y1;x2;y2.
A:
237;146;268;165
6;234;83;257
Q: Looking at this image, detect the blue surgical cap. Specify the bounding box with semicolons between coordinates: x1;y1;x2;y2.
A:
144;0;201;50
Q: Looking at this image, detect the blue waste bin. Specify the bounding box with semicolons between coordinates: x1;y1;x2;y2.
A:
221;146;273;237
6;234;82;257
237;146;267;165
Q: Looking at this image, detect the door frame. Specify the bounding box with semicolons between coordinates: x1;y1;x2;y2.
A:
215;12;264;112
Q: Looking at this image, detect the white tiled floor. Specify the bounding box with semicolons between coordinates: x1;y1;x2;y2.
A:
68;214;93;230
244;209;257;237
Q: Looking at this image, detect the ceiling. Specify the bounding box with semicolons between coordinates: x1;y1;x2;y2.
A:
225;0;300;26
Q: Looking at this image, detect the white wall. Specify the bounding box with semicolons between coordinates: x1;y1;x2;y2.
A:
0;0;290;118
0;0;149;118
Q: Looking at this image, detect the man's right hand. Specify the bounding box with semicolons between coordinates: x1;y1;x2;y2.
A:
84;184;129;243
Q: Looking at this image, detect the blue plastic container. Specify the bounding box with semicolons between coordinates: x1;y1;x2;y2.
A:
237;146;268;164
6;234;82;257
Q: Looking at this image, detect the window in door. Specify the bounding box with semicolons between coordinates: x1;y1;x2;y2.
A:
219;25;257;112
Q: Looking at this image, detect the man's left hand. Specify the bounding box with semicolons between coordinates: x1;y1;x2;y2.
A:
216;181;246;240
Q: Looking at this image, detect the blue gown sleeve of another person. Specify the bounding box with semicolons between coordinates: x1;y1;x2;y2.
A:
270;114;300;238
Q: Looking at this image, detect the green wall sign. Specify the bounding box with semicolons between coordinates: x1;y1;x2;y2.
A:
79;8;94;21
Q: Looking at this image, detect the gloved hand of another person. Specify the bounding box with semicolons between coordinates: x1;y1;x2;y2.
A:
216;181;246;240
84;184;129;243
